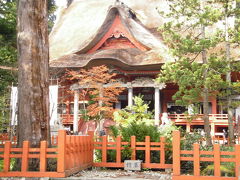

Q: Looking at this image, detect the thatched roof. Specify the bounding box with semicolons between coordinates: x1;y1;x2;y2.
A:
49;0;175;68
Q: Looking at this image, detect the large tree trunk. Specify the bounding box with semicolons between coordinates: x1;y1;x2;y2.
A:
201;1;212;146
235;0;240;139
17;0;49;148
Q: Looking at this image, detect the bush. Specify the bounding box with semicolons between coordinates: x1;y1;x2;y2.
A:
110;122;160;142
113;95;154;127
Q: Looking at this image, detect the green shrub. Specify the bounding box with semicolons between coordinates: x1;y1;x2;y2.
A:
113;95;154;127
201;164;235;177
181;130;205;150
108;122;161;163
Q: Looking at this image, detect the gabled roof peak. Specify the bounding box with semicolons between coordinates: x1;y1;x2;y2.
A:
113;0;137;19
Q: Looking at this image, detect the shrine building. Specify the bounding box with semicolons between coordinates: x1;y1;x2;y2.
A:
48;0;240;136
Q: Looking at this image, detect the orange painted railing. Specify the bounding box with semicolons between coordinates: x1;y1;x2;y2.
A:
93;135;172;169
1;130;240;179
0;130;93;178
172;130;240;180
0;134;17;145
169;114;229;123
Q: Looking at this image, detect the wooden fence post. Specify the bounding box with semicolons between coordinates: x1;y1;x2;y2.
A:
88;131;94;165
40;141;47;172
87;135;90;165
73;136;77;167
57;130;66;173
173;130;180;176
21;141;29;172
116;136;121;164
69;136;74;169
102;136;107;163
145;136;150;165
66;135;71;169
76;136;80;167
235;144;240;177
3;141;11;172
193;143;200;176
160;137;165;165
214;144;220;177
131;136;136;160
79;136;83;166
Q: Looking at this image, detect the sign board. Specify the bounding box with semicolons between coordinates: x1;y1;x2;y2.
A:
124;160;142;171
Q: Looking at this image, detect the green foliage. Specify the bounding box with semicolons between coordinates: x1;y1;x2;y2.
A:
111;95;160;160
0;158;16;171
110;122;161;163
47;158;57;171
201;164;235;176
0;0;56;95
47;0;57;31
180;131;236;176
113;95;154;127
110;96;180;164
157;0;240;112
0;159;2;171
181;130;205;150
0;0;17;94
111;122;161;142
0;95;10;133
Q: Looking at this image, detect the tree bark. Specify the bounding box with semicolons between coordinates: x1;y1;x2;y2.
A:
17;0;49;147
225;4;234;145
235;0;240;139
202;41;212;145
201;1;212;146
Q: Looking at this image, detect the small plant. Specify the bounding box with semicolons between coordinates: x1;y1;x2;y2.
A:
113;95;153;127
201;164;235;177
0;159;3;171
181;130;205;150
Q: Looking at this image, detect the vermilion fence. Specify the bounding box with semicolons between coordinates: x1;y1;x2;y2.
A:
172;130;240;180
0;130;93;178
94;135;172;169
1;130;240;179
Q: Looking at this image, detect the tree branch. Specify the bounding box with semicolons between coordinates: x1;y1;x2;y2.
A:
0;65;17;71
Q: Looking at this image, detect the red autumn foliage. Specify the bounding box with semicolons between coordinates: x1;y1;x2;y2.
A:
66;65;125;120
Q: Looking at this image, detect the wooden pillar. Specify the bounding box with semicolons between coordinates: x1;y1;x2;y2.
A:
186;123;191;132
211;97;217;114
128;87;133;107
73;90;79;134
154;87;160;126
211;123;215;137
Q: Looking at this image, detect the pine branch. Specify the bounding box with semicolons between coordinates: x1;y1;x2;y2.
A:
0;65;17;71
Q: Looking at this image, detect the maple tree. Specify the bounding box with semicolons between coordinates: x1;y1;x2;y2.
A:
66;65;124;133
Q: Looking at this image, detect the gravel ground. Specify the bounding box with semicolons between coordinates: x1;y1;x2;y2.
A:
70;169;172;180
